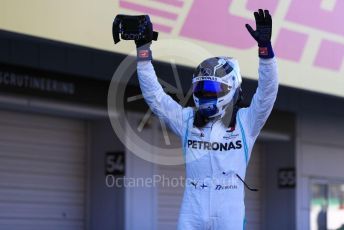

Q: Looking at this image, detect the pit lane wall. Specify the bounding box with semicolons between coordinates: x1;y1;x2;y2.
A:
2;0;344;98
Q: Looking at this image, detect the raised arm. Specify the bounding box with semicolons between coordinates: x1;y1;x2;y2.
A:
137;59;183;137
128;17;184;137
240;9;278;137
240;58;278;137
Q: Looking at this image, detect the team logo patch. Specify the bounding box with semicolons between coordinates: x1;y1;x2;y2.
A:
139;50;150;58
223;132;239;140
187;140;242;151
259;47;269;56
201;68;212;76
191;130;205;138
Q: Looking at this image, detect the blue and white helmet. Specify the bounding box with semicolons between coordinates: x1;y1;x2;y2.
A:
192;57;242;118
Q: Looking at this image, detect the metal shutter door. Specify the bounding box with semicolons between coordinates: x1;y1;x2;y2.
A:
156;163;184;230
156;143;263;230
0;110;86;230
155;127;184;230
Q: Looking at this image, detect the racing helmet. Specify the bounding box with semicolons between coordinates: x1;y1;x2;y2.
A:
192;57;242;118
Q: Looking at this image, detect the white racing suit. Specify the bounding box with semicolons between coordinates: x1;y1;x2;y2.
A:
137;57;278;230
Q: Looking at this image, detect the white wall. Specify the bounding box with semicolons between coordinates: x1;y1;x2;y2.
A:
296;112;344;230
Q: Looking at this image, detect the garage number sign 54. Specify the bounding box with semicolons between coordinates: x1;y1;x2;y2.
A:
105;152;125;177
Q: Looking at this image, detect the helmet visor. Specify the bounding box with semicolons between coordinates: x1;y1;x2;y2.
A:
193;80;230;99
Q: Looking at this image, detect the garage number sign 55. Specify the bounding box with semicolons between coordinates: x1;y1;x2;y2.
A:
278;168;296;189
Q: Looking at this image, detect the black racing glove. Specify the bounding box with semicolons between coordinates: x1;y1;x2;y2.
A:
135;18;154;61
245;9;274;59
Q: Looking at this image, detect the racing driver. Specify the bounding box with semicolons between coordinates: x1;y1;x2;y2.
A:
134;9;278;230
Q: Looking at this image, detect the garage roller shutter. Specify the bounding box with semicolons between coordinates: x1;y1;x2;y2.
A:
0;110;86;230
